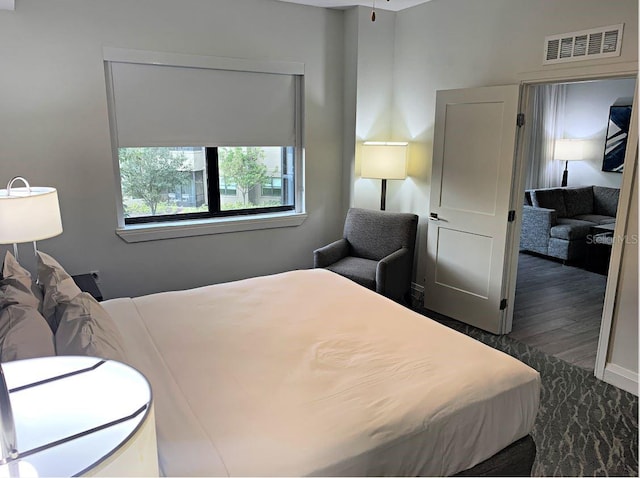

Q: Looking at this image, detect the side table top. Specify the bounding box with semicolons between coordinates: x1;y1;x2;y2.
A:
0;356;154;477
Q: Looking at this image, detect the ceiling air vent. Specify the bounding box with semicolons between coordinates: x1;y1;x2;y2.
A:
543;24;624;65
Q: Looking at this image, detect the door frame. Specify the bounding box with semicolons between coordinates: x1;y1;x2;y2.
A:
506;61;638;386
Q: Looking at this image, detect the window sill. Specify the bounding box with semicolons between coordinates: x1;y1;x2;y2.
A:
116;211;307;243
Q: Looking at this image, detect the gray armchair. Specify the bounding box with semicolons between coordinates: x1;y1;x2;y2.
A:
313;208;418;302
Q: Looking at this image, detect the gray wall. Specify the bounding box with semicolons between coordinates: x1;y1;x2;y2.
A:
0;0;346;298
346;0;637;386
563;78;635;189
389;0;638;287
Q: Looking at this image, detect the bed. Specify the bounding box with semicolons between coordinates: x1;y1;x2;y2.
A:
100;268;540;477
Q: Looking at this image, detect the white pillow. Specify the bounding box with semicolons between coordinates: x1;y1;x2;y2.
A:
36;251;81;332
55;292;127;362
0;304;55;362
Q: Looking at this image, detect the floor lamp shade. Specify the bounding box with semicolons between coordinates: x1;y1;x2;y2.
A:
361;142;408;180
554;139;584;162
0;179;63;244
362;142;408;211
554;139;584;187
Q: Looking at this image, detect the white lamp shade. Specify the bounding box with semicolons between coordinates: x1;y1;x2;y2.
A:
361;142;408;180
554;139;584;161
0;187;63;244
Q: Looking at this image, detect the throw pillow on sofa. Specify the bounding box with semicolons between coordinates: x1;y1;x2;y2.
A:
593;186;619;217
531;188;567;217
563;187;594;218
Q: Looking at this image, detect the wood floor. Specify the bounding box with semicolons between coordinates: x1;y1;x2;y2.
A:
511;252;608;371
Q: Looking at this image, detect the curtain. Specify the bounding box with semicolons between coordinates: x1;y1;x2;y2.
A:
524;84;567;189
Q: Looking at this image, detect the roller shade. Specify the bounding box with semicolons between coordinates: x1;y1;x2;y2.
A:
109;62;297;147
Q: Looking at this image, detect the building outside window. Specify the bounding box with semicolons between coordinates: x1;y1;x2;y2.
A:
119;146;294;223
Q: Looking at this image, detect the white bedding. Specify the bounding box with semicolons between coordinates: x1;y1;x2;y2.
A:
102;269;540;477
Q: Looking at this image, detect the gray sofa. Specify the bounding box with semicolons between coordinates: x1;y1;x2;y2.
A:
520;186;619;262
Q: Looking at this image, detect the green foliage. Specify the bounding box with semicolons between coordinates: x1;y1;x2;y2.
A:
218;147;269;205
221;201;259;211
124;200;208;218
119;147;189;215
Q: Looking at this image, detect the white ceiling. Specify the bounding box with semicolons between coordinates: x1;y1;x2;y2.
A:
275;0;432;12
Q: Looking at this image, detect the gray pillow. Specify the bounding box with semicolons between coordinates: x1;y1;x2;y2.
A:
563;187;594;218
593;186;620;217
36;251;82;332
0;304;55;362
0;251;43;311
531;188;567;218
55;292;127;362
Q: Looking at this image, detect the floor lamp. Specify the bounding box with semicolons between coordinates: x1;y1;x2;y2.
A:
0;176;62;465
361;142;408;211
554;139;584;187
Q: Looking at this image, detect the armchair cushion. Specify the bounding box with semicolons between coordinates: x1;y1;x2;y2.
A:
326;257;377;290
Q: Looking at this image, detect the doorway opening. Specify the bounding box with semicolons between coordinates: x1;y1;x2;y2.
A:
511;77;636;371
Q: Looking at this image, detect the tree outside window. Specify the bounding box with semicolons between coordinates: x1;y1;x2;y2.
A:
119;147;190;216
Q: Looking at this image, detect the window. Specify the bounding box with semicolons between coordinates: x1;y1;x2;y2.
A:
119;146;295;224
105;49;304;230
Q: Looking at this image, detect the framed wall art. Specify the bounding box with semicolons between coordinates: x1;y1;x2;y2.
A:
602;104;632;173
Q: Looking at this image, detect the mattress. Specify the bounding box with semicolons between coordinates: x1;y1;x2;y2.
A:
102;269;540;477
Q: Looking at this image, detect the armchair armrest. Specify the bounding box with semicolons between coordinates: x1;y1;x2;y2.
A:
520;205;557;255
376;247;412;301
313;238;349;268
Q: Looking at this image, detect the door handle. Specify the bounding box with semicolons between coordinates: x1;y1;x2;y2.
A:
429;213;440;222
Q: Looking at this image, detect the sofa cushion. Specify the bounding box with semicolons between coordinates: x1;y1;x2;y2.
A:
550;218;594;240
573;214;616;225
531;188;567;218
563;187;593;217
593;186;619;217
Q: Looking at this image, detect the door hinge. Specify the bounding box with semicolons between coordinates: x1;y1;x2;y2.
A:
508;210;516;222
500;299;508;310
516;113;525;127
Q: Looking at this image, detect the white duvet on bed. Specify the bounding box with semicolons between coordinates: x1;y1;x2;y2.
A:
102;269;540;477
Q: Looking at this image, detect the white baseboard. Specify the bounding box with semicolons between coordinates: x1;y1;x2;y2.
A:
603;363;638;396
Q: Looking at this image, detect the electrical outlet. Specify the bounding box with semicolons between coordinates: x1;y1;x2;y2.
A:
90;270;101;283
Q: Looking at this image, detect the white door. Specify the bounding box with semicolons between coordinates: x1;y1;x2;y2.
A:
425;85;521;334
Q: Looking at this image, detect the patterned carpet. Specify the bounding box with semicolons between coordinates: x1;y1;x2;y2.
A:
417;309;638;477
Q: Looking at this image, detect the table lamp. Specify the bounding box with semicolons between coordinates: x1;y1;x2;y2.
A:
0;176;63;465
555;139;584;187
0;177;63;261
361;142;408;211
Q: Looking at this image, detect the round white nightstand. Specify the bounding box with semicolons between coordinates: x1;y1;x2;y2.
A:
0;356;158;477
